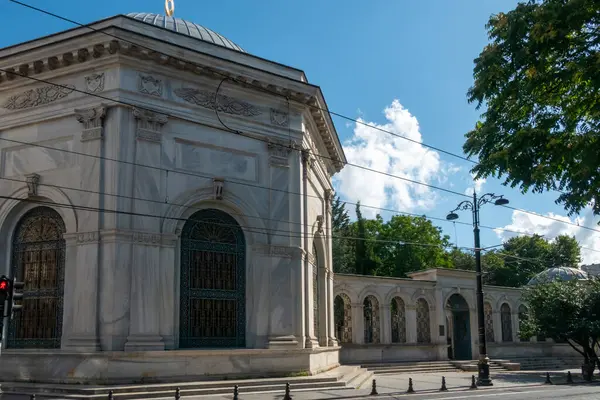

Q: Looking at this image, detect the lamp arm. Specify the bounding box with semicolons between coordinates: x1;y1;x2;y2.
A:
450;200;474;213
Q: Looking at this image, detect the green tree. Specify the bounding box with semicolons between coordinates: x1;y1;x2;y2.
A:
520;279;600;378
331;195;355;273
549;234;582;268
449;248;476;271
465;0;600;218
481;250;508;285
354;202;369;275
375;215;452;277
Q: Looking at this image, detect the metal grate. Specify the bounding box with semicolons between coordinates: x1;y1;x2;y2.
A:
484;302;495;343
179;209;245;348
8;206;65;349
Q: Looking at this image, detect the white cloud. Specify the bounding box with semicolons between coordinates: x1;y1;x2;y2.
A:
334;99;454;218
496;207;600;265
465;173;486;196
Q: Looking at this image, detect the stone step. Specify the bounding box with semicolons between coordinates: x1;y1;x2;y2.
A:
1;377;350;399
373;367;459;375
360;361;458;369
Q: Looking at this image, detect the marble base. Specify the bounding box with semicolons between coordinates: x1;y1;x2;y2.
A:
63;335;102;352
123;335;165;351
0;347;340;384
267;335;300;349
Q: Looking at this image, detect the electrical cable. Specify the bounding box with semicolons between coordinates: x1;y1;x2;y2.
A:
0;2;596;234
0;194;471;250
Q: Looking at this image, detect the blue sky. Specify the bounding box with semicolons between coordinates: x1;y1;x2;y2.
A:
2;0;599;263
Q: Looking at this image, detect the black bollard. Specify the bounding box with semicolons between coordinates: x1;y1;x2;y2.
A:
30;395;36;400
440;376;448;391
470;375;477;390
545;372;552;384
283;382;292;400
370;379;378;395
233;385;239;400
567;371;573;384
108;390;114;400
406;377;415;393
175;387;181;399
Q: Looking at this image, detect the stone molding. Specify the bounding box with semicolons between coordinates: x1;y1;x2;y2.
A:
75;105;107;142
138;74;162;97
267;138;296;167
252;244;303;259
2;84;75;110
133;107;168;143
174;87;262;117
62;231;101;244
0;37;344;172
85;72;105;93
97;229;173;246
270;108;289;127
25;173;40;197
131;231;161;246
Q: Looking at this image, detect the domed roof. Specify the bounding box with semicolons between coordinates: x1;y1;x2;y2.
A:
125;13;245;53
527;266;589;286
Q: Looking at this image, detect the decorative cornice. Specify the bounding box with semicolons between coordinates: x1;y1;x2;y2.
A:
174;87;262;117
75;105;106;142
2;84;75;110
267;138;296;167
0;37;344;171
133;108;168;143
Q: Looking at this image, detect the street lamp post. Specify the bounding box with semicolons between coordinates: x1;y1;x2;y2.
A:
446;191;509;387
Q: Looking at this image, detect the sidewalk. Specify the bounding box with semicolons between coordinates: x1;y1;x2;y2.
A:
194;369;588;400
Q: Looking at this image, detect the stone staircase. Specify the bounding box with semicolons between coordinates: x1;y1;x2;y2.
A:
0;366;373;399
451;359;520;372
360;360;462;375
510;357;582;371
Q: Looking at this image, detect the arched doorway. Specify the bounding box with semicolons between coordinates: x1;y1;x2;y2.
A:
179;209;246;348
446;294;472;360
9;206;66;349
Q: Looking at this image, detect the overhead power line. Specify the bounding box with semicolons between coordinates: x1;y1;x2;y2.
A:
0;1;594;234
0;194;470;250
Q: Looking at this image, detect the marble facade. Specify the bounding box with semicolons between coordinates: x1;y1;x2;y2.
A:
334;269;578;364
0;13;344;383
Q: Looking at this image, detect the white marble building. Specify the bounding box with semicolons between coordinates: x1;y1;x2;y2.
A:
333;269;577;365
0;11;578;386
0;12;345;383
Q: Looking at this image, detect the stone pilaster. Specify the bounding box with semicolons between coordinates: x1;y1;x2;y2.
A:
62;105;106;351
351;303;364;344
124;108;168;351
406;304;417;343
326;269;338;347
302;150;318;349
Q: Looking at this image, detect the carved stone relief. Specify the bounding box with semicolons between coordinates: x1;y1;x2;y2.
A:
138;74;162;97
324;189;333;213
267;138;295;167
132;231;161;246
2;84;75;110
174;87;262;117
25;173;40;197
213;178;224;200
301;150;314;179
133;108;168;143
270;108;289;127
75;105;106;142
85;73;105;93
77;231;100;244
316;215;324;234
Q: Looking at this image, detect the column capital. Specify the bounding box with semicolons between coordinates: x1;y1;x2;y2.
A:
75;104;107;141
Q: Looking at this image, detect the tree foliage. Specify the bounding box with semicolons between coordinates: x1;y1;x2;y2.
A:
331;196;355;274
465;0;600;218
520;279;600;369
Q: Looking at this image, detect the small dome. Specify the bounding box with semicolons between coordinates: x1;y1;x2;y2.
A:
527;266;589;286
125;13;245;53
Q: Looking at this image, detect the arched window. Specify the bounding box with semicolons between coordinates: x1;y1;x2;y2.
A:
416;298;431;344
501;303;513;342
9;206;66;349
334;294;352;343
391;297;406;343
518;305;529;342
363;295;380;344
179;209;246;348
312;243;320;341
484;302;494;343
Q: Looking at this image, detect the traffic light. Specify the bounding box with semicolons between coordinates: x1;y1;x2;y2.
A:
8;277;24;319
0;275;10;316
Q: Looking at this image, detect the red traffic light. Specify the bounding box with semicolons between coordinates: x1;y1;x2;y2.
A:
0;277;9;292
